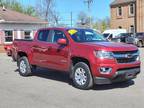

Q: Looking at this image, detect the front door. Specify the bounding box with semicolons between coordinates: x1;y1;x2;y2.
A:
45;29;70;71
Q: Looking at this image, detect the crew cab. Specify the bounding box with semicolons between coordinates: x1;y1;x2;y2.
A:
13;27;140;90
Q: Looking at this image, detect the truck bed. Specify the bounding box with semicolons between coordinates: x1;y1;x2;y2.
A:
14;39;33;42
13;39;34;54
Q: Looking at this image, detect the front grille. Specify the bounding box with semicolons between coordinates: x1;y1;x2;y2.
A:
113;50;139;63
113;50;138;54
116;57;137;63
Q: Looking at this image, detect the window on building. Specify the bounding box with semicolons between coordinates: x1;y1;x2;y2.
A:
129;3;135;15
117;6;122;16
24;31;31;39
130;25;135;33
4;31;13;42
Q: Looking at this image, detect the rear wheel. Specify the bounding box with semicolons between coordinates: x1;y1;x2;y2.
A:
72;62;94;90
18;56;32;77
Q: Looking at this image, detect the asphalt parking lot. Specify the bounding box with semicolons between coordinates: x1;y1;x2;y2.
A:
0;49;144;108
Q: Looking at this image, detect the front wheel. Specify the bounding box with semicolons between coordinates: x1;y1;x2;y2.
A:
72;62;94;90
18;56;32;77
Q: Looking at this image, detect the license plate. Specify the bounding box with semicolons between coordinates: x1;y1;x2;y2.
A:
125;72;135;79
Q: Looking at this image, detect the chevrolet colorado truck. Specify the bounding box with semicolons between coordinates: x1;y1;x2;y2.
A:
13;27;140;89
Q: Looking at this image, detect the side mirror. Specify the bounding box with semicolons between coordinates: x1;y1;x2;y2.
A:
57;38;67;45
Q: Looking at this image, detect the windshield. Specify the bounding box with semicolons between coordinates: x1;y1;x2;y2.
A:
67;29;106;42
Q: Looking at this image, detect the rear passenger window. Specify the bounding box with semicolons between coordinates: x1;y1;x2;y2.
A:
38;30;50;42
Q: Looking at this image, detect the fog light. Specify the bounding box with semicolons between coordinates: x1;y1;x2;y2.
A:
99;67;112;74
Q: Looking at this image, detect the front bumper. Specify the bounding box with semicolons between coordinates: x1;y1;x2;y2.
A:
94;67;140;84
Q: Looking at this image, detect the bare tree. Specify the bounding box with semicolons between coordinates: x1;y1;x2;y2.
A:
36;0;60;26
51;11;60;25
76;11;92;28
84;0;94;28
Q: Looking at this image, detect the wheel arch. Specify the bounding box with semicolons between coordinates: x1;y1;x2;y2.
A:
70;56;92;78
17;51;28;58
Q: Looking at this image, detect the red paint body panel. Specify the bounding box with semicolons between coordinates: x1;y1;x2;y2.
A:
13;27;141;78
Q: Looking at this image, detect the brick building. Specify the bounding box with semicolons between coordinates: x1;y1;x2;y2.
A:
0;7;48;52
110;0;144;33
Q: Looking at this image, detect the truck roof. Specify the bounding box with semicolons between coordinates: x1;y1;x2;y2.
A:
38;27;93;31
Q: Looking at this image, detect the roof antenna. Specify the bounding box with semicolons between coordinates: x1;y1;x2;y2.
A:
2;5;6;11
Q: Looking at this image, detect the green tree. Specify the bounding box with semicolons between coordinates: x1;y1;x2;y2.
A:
93;17;110;32
93;22;99;30
101;20;107;32
24;6;37;17
0;0;37;17
11;1;23;13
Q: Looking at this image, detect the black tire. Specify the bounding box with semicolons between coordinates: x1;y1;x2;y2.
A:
137;41;143;47
18;56;32;77
72;62;94;90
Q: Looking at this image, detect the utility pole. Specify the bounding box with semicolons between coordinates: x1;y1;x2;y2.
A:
70;11;73;27
84;0;93;28
134;0;137;33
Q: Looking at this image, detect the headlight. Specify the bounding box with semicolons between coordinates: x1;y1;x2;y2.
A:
136;50;140;61
94;50;114;59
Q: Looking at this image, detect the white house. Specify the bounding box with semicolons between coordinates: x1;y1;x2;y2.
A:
0;7;48;46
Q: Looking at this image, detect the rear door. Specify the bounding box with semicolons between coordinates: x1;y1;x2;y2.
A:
32;29;52;67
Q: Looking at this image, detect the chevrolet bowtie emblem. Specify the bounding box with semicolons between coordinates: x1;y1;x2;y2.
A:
125;54;133;58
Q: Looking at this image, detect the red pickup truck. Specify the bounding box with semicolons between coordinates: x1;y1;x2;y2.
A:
13;27;140;89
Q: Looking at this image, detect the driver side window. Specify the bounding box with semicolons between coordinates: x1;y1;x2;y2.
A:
52;30;66;43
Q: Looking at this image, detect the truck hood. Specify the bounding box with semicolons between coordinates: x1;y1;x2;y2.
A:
81;42;138;51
